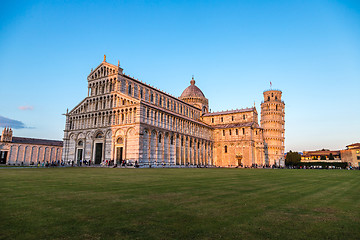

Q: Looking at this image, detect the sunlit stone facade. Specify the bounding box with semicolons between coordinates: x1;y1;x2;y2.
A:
0;128;63;165
62;57;285;167
261;90;285;166
201;108;267;167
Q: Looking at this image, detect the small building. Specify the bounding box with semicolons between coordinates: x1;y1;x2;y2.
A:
340;143;360;168
0;128;63;166
301;150;341;163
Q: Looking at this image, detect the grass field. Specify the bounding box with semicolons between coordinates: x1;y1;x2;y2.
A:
0;168;359;240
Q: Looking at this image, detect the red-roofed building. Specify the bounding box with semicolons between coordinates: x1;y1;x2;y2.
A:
340;143;360;167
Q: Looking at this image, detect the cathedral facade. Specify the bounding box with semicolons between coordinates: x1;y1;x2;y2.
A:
62;56;285;167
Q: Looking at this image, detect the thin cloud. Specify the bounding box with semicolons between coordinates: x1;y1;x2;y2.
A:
0;115;28;129
18;106;34;111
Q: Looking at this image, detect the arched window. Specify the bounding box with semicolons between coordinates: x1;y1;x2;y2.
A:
78;140;83;146
267;96;270;101
243;128;245;135
224;146;227;153
211;118;214;123
147;109;150;118
275;96;278;100
170;136;174;145
229;129;232;135
150;94;154;102
236;129;238;135
276;105;278;111
95;132;103;138
128;84;132;95
232;116;234;121
221;117;223;122
223;130;225;136
159;134;162;143
140;89;143;99
243;115;245;120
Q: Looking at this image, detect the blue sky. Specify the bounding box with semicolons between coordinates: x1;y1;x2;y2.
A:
0;0;359;152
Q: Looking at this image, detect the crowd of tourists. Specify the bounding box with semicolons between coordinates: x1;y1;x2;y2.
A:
5;160;358;170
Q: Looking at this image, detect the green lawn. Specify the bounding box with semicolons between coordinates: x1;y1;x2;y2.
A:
0;168;359;240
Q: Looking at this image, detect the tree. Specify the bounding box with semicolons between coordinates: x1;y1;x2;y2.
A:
320;155;326;160
285;151;301;166
329;153;335;160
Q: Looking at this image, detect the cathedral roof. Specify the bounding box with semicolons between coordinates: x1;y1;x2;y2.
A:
0;136;63;146
212;122;261;129
180;77;206;98
203;107;255;117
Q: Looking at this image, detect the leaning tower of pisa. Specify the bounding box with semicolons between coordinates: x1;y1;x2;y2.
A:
260;90;285;166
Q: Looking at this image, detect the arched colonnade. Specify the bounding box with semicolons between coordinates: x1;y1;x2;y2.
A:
141;128;213;166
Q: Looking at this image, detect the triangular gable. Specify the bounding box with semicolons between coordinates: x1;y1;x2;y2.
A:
69;91;140;115
69;98;88;114
88;60;123;81
113;91;140;106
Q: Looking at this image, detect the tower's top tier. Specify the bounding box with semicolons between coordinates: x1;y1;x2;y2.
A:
263;90;282;102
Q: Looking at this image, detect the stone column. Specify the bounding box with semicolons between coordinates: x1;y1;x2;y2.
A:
148;132;151;166
167;134;171;165
155;133;158;167
174;134;178;165
187;137;190;165
162;134;165;165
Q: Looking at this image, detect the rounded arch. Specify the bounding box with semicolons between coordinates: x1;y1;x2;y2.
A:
94;131;104;139
126;127;136;137
151;129;157;137
69;134;76;140
115;128;125;137
77;132;85;139
106;129;112;138
77;140;84;147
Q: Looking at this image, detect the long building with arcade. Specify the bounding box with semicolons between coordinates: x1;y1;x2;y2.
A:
62;56;285;167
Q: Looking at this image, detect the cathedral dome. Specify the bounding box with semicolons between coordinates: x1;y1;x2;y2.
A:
180;77;205;98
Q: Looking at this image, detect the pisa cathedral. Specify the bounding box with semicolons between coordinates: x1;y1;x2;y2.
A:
62;56;285;167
